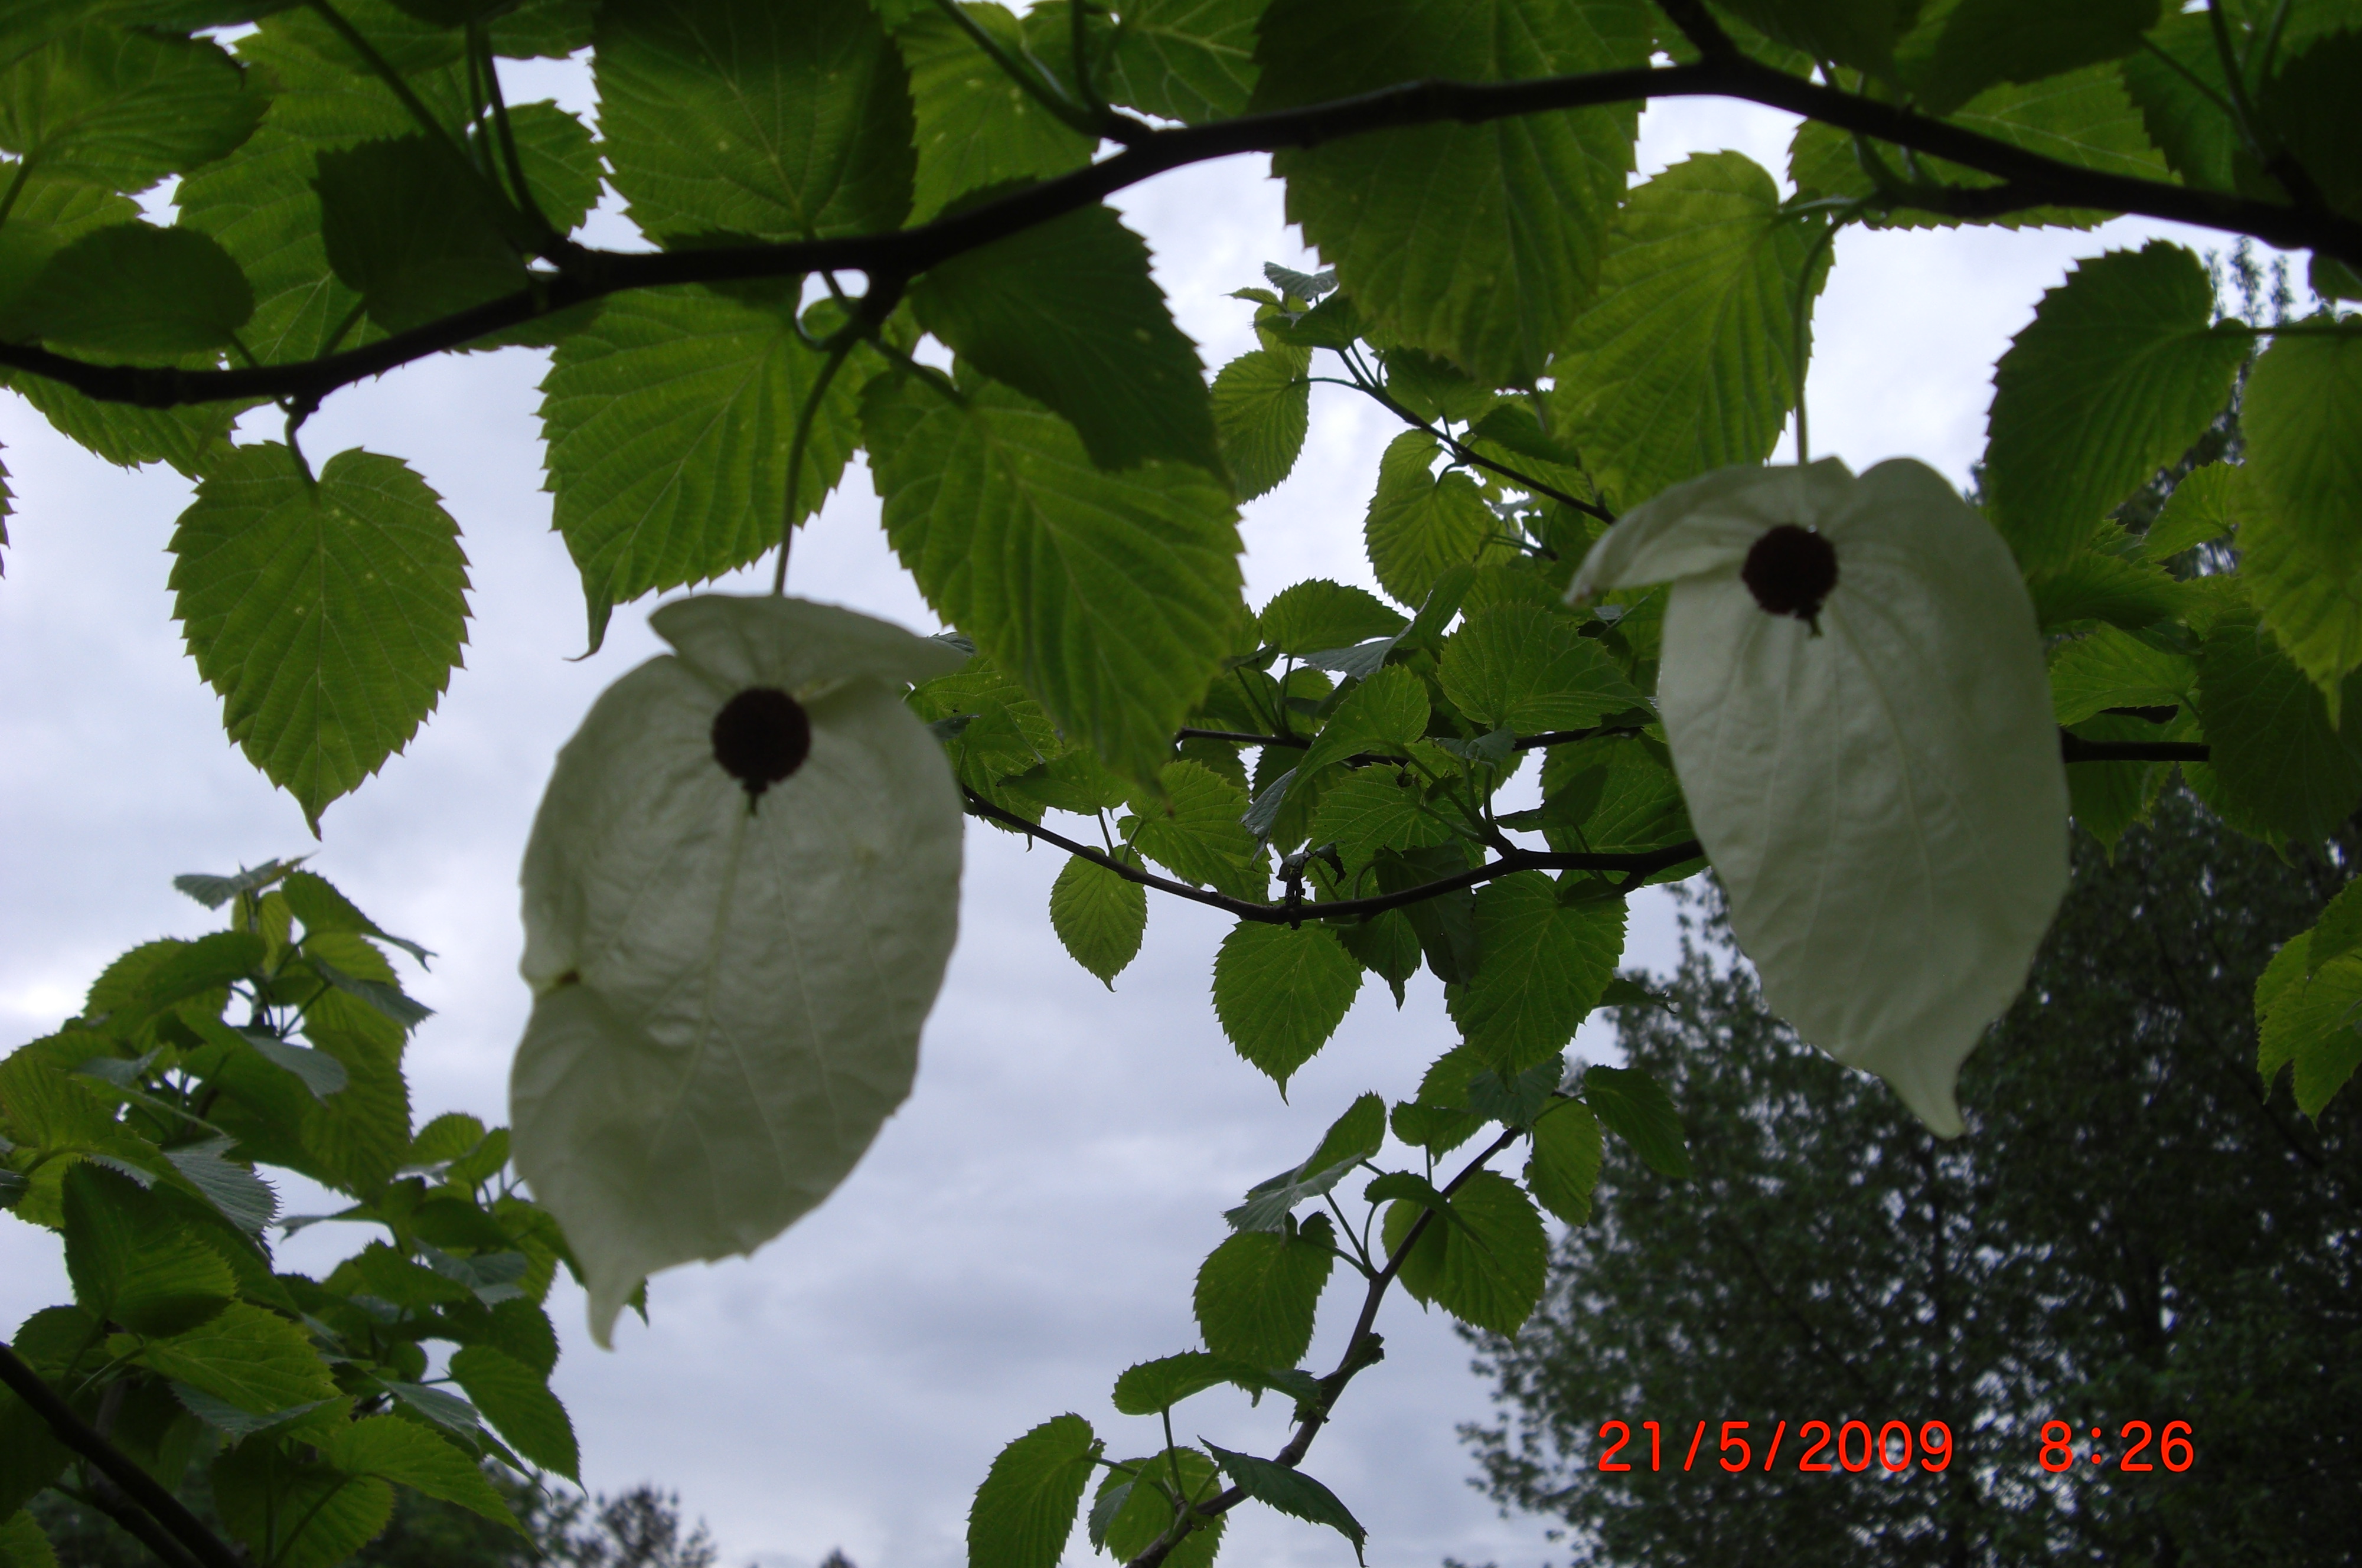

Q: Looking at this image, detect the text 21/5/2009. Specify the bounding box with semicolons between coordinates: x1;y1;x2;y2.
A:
1595;1419;2196;1475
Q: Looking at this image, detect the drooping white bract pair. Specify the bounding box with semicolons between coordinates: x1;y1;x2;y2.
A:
512;594;965;1345
1570;459;2069;1136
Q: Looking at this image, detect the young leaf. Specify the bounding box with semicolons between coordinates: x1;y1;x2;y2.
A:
1549;152;1830;511
541;285;866;649
315;134;528;334
1983;242;2249;573
1258;580;1405;659
1525;1096;1604;1224
1095;1449;1225;1568
0;27;264;191
1224;1092;1385;1232
168;445;470;832
967;1415;1101;1568
1110;1353;1238;1416
1049;852;1148;987
2194;612;2362;843
912;203;1221;475
1380;1168;1547;1334
1211;922;1363;1089
1192;1213;1335;1367
323;1415;526;1534
447;1344;579;1481
1253;0;1647;387
895;2;1092;223
512;596;965;1345
866;377;1245;789
1580;1064;1692;1178
1443;873;1625;1076
595;0;914;243
279;870;430;965
1437;604;1645;733
1212;347;1312;501
8;222;250;357
1364;430;1504;608
1104;0;1261;123
1572;458;2069;1137
1203;1443;1366;1564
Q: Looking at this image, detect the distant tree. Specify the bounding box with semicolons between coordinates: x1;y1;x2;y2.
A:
1459;788;2362;1567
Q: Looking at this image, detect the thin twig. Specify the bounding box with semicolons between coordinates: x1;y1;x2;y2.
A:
0;1342;246;1568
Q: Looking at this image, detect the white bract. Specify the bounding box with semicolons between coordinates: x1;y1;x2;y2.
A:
512;594;966;1344
1571;459;2069;1136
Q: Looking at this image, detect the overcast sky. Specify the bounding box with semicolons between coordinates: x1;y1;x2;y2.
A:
0;59;2280;1568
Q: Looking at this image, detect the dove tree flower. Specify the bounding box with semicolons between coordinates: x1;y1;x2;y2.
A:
1570;458;2071;1137
511;594;967;1344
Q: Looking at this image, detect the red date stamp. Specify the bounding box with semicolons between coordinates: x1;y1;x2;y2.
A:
1594;1418;2195;1475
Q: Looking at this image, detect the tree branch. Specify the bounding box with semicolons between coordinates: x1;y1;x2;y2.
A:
7;56;2355;412
1121;1128;1526;1568
0;1343;246;1568
2060;733;2212;765
961;788;1702;919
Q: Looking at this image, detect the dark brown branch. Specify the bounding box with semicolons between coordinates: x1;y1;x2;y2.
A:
2060;732;2212;765
0;1343;246;1568
1122;1128;1526;1568
961;788;1702;918
6;55;2356;412
1176;727;1308;749
77;1479;210;1568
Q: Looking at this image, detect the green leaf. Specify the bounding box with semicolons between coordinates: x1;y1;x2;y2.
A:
1110;1352;1241;1416
7;221;249;356
1525;1096;1603;1224
2194;612;2362;842
1438;604;1645;733
1307;765;1453;873
866;376;1244;788
1290;665;1428;792
324;1415;524;1533
1258;579;1405;659
173;128;366;367
966;1415;1101;1568
280;870;430;964
1894;0;2158;116
2143;460;2236;558
1104;0;1260;123
1580;1063;1691;1177
293;1016;411;1195
1983;242;2249;573
1225;1092;1386;1231
2309;882;2362;978
1381;1168;1548;1334
1252;0;1648;387
469;100;602;236
1548;151;1829;510
1122;760;1267;900
1364;430;1506;608
1791;64;2169;231
61;1162;237;1336
1532;734;1694;858
315;134;527;335
595;0;912;243
446;1345;578;1481
1203;1443;1365;1564
2047;625;2194;725
912;204;1219;475
2258;30;2362;221
540;286;862;649
165;1136;280;1234
2258;950;2362;1118
1095;1448;1224;1568
1713;0;1906;78
213;1438;393;1568
0;1510;56;1568
141;1301;341;1413
2064;711;2172;852
1192;1212;1336;1367
2240;325;2362;697
895;3;1092;221
1443;873;1624;1074
1212;346;1312;501
168;445;469;832
0;27;263;191
1049;852;1147;986
1211;921;1363;1089
2028;543;2185;632
1305;1089;1386;1173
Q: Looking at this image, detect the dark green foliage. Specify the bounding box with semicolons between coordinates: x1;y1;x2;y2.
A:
1461;791;2361;1566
